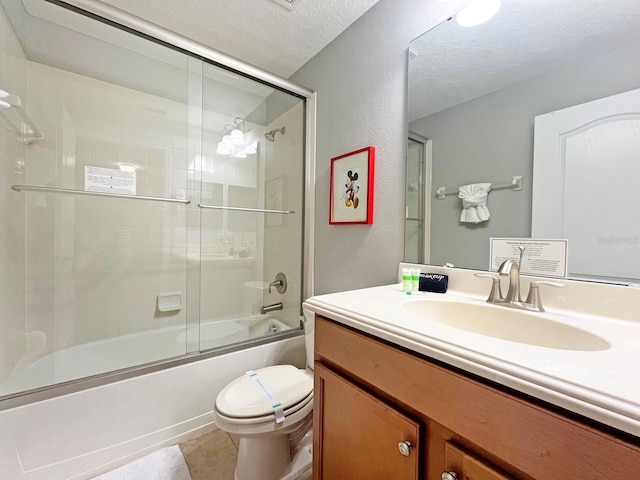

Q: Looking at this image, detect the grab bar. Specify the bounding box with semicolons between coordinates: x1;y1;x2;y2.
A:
11;185;190;204
197;203;294;214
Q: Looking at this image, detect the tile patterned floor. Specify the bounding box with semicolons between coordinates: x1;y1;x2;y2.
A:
179;429;313;480
179;429;239;480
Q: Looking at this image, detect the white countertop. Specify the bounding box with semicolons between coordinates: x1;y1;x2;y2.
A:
304;281;640;438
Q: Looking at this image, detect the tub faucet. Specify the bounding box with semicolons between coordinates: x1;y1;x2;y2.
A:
268;272;287;294
261;302;283;314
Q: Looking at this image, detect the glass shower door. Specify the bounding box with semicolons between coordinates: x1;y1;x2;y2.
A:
0;0;308;402
197;64;305;351
0;0;198;396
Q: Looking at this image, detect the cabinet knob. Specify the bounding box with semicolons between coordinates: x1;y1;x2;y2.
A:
441;472;459;480
397;440;413;457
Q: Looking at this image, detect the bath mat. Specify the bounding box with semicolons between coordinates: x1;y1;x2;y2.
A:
92;445;192;480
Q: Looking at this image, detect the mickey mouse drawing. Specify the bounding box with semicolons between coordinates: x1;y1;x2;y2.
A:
344;170;360;209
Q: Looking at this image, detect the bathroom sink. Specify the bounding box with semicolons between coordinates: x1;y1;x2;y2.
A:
402;300;610;351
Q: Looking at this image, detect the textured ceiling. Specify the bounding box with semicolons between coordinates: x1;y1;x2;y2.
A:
97;0;384;78
409;0;640;122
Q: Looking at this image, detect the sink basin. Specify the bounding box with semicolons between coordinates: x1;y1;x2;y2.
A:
402;300;610;351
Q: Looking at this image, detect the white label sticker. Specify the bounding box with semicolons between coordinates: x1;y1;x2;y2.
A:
490;238;568;278
85;166;136;195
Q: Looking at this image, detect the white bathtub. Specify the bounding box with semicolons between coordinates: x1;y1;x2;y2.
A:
0;315;291;397
0;318;305;480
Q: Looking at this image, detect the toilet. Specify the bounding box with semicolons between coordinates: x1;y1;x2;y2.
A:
213;308;315;480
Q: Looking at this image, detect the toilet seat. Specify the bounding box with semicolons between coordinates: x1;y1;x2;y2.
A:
216;365;313;420
215;390;313;426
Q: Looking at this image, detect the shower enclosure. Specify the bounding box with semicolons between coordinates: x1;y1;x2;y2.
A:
0;0;315;405
405;134;430;264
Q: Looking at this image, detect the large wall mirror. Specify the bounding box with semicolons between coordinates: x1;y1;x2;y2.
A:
406;0;640;284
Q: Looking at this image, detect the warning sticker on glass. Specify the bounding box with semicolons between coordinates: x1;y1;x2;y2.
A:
85;166;136;195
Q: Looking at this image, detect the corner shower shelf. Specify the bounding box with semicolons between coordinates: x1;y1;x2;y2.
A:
11;185;191;204
0;90;44;144
197;203;294;214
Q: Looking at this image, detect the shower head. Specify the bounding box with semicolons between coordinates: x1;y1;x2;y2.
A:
265;126;286;142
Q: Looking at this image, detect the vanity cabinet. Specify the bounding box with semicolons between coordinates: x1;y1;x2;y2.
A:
314;363;421;479
312;315;640;480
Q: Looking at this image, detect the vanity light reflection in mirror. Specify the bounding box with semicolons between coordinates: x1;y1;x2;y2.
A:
405;0;640;285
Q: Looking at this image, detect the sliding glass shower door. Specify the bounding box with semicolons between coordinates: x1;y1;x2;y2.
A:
0;0;306;401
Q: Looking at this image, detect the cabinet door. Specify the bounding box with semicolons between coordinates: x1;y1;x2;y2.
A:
444;442;512;480
313;363;421;480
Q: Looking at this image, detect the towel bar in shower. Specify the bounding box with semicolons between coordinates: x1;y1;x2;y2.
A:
436;175;522;199
11;185;190;204
197;203;294;214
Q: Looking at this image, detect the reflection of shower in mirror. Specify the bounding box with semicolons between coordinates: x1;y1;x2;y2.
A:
265;126;286;141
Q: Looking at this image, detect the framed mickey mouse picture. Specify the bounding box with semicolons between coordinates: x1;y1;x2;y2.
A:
329;146;375;225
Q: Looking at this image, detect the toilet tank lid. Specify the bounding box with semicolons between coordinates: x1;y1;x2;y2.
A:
215;365;313;418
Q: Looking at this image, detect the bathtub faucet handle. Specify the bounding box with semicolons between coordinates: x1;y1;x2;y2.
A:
268;272;287;294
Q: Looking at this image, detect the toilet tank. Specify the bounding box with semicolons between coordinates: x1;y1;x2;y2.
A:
302;308;315;369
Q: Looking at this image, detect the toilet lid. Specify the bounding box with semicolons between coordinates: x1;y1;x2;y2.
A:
216;365;313;418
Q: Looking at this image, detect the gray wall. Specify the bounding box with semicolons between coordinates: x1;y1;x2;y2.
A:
410;44;640;270
291;0;468;295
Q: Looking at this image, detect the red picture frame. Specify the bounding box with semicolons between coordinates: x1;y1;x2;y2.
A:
329;146;375;224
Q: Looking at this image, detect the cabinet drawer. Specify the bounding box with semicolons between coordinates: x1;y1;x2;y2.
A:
445;442;511;480
315;315;640;480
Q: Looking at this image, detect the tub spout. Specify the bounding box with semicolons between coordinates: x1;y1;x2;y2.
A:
261;302;283;314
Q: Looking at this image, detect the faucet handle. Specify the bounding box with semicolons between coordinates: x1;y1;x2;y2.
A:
474;273;503;303
268;272;288;294
525;280;565;312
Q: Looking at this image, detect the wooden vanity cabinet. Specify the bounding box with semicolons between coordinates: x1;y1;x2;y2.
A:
314;363;421;479
312;315;640;480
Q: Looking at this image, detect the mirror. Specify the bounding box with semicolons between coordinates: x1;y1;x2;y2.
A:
406;0;640;284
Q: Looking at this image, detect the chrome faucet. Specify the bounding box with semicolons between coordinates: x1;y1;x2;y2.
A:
476;246;564;312
497;246;525;303
268;272;287;294
261;302;283;314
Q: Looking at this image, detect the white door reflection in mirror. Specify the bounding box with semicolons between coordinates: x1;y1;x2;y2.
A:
532;88;640;283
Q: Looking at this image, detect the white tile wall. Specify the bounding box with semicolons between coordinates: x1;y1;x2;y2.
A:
263;102;305;328
19;62;193;359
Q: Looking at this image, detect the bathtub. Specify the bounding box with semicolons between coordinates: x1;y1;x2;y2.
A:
0;314;291;397
0;317;305;480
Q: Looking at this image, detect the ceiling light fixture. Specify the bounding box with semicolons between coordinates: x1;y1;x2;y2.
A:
233;141;258;159
456;0;501;27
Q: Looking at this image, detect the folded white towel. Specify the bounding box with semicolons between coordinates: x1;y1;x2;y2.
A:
458;183;491;224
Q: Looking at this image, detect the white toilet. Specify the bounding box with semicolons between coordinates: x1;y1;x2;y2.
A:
213;309;315;480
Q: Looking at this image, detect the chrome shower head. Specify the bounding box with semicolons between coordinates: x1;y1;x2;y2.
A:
265;126;286;142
